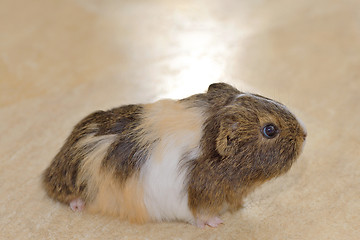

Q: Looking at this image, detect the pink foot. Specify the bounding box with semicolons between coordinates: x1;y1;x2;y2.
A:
195;217;224;228
206;217;224;227
69;198;85;212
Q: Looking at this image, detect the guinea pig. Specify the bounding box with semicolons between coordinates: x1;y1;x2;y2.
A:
42;82;307;227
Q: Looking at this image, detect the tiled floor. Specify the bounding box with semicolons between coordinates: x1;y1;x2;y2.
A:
1;0;359;239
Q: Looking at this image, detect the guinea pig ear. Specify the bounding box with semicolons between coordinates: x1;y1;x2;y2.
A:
216;118;239;156
207;83;242;107
207;83;241;95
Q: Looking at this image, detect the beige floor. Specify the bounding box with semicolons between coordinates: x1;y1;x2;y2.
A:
1;0;359;239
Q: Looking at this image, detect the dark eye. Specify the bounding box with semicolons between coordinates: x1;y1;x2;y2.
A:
262;124;278;139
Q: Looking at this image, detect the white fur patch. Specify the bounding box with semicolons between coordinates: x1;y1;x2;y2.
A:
140;100;205;223
141;141;196;222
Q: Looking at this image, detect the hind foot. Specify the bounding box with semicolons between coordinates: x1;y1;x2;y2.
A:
195;216;223;228
70;198;85;212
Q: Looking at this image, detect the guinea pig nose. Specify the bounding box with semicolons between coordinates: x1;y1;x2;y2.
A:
302;130;307;140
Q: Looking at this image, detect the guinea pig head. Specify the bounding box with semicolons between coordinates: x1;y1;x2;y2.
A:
215;93;307;183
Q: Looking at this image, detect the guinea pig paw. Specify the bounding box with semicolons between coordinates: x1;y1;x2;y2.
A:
195;217;223;228
69;198;85;212
206;217;223;228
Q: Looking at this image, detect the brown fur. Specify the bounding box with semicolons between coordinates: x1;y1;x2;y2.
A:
186;84;307;218
42;104;148;204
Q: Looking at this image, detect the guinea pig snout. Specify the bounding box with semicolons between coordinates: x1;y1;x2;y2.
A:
302;129;307;141
298;127;307;153
296;117;307;141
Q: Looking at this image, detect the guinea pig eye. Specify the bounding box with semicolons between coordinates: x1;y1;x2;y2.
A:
261;124;278;139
